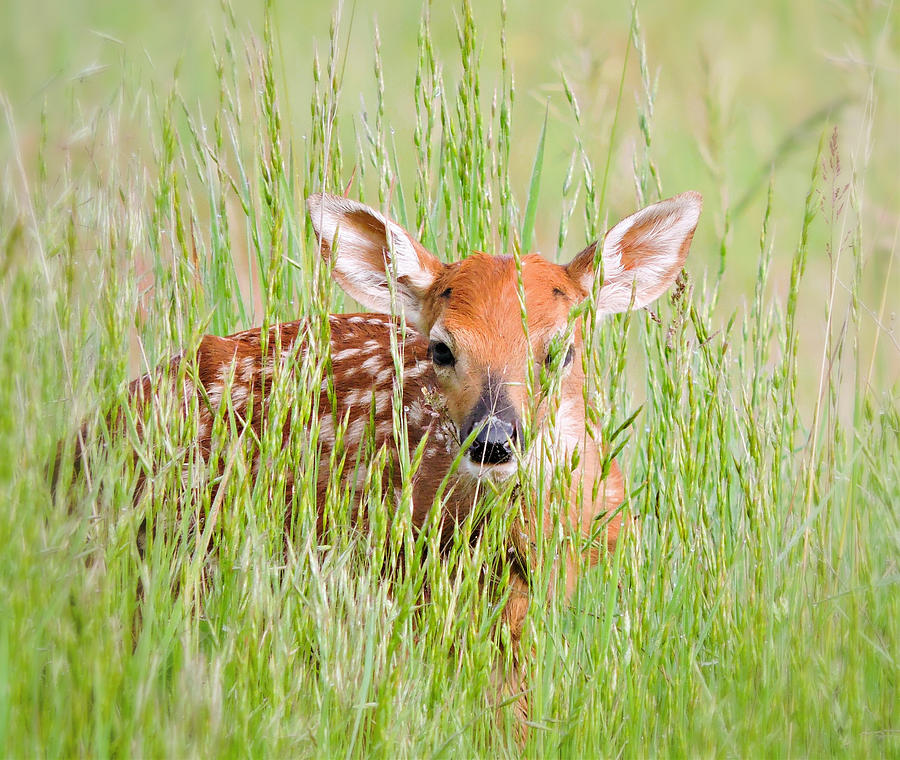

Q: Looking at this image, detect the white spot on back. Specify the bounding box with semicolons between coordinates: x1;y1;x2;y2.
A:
318;413;334;445
230;384;249;407
362;339;382;354
332;347;360;363
241;356;256;382
346;416;366;444
360;355;384;374
207;384;224;409
405;362;428;379
375;366;394;386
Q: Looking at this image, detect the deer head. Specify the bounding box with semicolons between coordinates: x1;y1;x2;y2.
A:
307;192;702;481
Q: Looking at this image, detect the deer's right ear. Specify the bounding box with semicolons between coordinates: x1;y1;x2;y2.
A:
307;193;445;327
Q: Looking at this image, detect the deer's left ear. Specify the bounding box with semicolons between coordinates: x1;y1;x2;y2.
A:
565;191;702;314
307;193;445;329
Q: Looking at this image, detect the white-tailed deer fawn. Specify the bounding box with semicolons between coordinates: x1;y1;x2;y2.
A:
304;189;699;558
72;190;700;713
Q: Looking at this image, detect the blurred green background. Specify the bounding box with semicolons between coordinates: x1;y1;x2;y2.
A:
1;0;897;388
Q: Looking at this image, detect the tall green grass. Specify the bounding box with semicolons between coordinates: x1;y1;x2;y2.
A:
1;1;897;756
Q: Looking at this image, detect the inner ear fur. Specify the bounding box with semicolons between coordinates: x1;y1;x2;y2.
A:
307;193;445;325
565;191;702;314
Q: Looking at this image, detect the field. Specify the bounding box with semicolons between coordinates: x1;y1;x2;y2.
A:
1;0;898;756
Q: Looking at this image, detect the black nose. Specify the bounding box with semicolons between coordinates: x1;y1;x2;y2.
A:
466;416;518;466
462;379;520;467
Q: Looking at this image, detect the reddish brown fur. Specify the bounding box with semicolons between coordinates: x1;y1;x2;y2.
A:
299;191;701;666
65;190;700;732
413;252;626;578
121;316;479;547
116;300;622;636
420;254;586;426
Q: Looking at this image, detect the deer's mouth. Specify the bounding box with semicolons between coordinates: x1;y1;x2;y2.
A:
459;456;519;482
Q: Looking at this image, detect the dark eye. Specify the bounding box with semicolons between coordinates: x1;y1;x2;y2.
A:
545;344;574;370
429;341;456;367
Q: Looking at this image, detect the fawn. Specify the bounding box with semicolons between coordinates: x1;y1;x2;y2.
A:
300;191;700;633
66;190;700;716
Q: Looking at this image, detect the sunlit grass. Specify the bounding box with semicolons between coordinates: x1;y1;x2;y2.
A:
1;1;898;756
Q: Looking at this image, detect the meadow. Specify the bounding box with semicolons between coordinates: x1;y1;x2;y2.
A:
1;0;898;755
